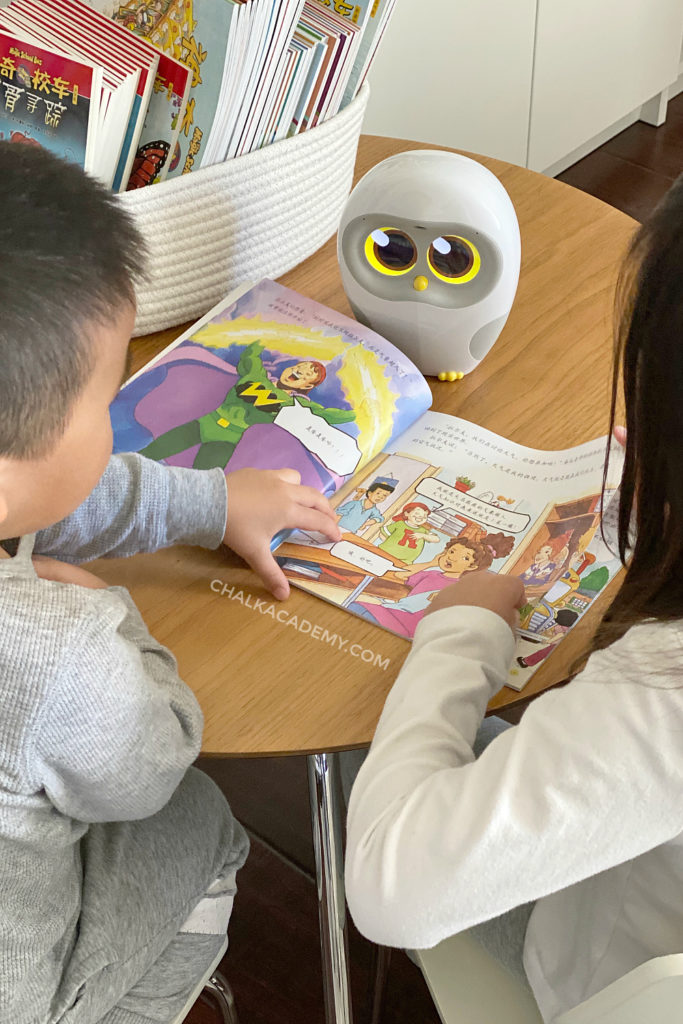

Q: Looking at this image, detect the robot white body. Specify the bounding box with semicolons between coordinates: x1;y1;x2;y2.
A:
337;150;521;379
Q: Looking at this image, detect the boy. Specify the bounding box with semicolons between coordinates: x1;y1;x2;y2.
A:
0;143;340;1024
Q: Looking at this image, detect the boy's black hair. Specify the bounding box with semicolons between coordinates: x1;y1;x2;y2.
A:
0;143;147;458
367;482;395;495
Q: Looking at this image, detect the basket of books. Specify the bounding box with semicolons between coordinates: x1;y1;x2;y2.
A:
0;0;395;335
119;81;369;335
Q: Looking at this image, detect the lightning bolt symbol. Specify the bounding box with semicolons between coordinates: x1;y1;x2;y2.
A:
239;382;282;407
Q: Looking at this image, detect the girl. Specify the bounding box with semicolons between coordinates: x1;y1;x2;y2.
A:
345;177;683;1023
376;501;441;563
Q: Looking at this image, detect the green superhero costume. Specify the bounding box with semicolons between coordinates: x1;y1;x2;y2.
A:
140;342;356;471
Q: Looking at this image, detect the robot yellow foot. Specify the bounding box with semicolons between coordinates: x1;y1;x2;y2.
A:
437;371;465;382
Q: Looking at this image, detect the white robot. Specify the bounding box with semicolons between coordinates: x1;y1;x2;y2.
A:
337;150;521;379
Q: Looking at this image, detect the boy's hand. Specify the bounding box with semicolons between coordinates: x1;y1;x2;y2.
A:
425;572;526;634
223;468;341;600
32;555;108;589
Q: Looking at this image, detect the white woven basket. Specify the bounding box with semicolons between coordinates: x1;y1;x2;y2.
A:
118;83;369;336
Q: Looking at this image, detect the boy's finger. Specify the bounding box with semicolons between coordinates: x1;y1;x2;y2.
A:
288;507;342;540
245;546;290;601
294;485;337;517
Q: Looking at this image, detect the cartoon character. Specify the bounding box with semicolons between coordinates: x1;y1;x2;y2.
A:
349;535;502;638
336;477;397;534
139;341;355;471
337;150;521;379
376;501;440;564
519;543;557;585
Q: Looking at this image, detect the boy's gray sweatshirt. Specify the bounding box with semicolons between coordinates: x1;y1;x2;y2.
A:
0;454;228;1024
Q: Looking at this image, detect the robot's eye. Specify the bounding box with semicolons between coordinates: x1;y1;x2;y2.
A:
427;235;481;283
364;227;417;276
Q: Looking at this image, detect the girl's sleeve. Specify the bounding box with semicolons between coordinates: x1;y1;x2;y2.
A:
29;589;204;822
345;609;683;949
33;453;228;563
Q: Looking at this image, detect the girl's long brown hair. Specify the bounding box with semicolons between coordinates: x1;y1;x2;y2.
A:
589;175;683;655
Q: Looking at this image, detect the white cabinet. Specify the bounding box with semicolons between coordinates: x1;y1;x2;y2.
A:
363;0;683;173
529;0;683;171
361;0;537;166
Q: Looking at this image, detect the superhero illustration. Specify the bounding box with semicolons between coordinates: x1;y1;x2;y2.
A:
139;341;356;470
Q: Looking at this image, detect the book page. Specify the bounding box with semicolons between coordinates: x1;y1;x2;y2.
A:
110;278;431;497
278;410;624;689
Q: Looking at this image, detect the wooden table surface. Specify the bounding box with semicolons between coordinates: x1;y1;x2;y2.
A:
93;135;636;756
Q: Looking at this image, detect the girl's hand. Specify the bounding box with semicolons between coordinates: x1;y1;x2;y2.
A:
223;468;341;600
32;555;108;589
613;425;626;447
425;572;526;633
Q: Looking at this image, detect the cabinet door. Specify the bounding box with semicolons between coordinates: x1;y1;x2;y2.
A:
363;0;537;166
528;0;683;172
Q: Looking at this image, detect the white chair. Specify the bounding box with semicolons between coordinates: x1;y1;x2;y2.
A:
170;937;239;1024
412;929;683;1024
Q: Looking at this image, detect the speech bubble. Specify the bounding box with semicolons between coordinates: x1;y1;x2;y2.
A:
331;540;396;576
275;400;361;476
416;478;530;533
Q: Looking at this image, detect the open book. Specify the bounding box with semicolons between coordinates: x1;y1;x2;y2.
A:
110;278;623;690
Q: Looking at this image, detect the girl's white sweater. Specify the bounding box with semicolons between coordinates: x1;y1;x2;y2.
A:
345;606;683;1022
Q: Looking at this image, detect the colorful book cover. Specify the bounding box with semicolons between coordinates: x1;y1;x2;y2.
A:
277;411;624;689
110;279;431;497
114;0;238;176
126;50;191;187
13;0;159;191
0;30;99;170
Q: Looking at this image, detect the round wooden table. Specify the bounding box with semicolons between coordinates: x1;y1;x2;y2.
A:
94;136;637;1024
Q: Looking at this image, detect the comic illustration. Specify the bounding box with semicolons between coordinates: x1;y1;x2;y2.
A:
277;410;624;687
110;278;431;492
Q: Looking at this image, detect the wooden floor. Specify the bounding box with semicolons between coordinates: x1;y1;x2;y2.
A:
186;93;683;1024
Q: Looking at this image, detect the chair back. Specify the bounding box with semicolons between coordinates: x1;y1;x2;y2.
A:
415;932;683;1024
555;954;683;1024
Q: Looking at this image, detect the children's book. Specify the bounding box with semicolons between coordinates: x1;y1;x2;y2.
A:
277;414;623;690
297;0;357;130
0;4;138;187
114;0;240;176
0;29;101;172
125;50;192;187
110;279;623;691
10;0;160;191
341;0;396;107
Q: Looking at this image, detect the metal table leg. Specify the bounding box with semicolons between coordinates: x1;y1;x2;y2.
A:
307;751;353;1024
